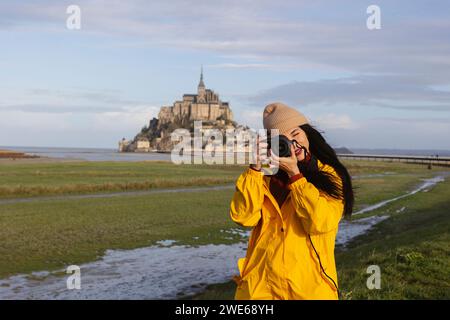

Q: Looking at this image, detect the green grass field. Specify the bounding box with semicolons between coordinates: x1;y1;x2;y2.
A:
0;159;448;299
0;161;243;198
0;189;238;278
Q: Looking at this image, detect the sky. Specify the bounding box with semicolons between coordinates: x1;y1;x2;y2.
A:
1;0;449;150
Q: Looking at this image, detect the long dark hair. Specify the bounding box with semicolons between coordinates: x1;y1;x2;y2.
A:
274;124;354;218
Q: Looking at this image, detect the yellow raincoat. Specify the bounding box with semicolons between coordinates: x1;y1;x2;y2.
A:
230;159;344;300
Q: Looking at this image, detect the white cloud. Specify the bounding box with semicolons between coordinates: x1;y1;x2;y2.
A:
312;113;358;130
207;63;271;70
92;105;159;132
325;116;450;150
236;109;262;129
246;75;450;110
0;105;160;148
2;1;449;83
0;111;71;131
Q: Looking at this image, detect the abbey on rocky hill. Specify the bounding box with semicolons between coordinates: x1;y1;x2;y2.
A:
119;68;239;152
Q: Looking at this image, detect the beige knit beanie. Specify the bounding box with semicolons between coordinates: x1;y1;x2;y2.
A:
263;102;309;135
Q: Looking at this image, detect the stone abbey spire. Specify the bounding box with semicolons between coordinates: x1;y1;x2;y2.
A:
198;65;206;103
198;65;205;88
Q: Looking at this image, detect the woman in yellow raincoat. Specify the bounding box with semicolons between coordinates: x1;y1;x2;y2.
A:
230;102;354;300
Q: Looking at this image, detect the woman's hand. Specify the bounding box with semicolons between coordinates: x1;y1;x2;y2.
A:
270;144;300;177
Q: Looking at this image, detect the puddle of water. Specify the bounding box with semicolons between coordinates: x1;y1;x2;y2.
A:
352;172;397;179
354;173;447;215
156;240;178;247
336;215;389;247
396;206;406;213
0;243;247;300
220;228;252;238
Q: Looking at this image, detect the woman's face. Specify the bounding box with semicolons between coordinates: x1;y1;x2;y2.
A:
284;126;310;161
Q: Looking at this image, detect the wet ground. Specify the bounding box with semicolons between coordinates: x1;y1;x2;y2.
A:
0;185;235;205
0;172;448;299
0;216;387;300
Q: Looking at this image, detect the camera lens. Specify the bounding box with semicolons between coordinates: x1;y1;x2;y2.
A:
270;135;292;157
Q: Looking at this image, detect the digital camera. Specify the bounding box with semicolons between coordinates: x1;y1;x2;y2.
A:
268;134;294;158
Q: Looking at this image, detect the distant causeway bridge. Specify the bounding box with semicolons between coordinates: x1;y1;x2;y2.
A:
337;153;450;168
